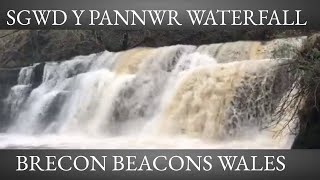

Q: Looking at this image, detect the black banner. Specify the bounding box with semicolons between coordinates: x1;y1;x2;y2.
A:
0;0;318;29
0;150;318;180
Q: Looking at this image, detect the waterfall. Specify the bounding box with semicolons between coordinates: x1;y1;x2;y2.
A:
0;37;305;149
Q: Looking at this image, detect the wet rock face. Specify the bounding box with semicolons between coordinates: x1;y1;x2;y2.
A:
30;63;45;89
0;68;20;129
292;107;320;149
0;68;20;99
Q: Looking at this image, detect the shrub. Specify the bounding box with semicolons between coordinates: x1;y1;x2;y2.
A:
274;34;320;135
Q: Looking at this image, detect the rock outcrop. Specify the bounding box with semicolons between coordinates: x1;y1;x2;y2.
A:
0;29;314;68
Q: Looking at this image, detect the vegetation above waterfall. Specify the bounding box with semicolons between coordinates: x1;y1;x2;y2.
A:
273;33;320;148
293;34;320;97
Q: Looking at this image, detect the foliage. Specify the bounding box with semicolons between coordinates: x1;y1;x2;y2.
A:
273;34;320;135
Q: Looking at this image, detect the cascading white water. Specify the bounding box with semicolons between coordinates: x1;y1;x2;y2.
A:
0;37;305;149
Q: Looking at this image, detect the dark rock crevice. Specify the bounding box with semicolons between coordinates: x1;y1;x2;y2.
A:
292;107;320;149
